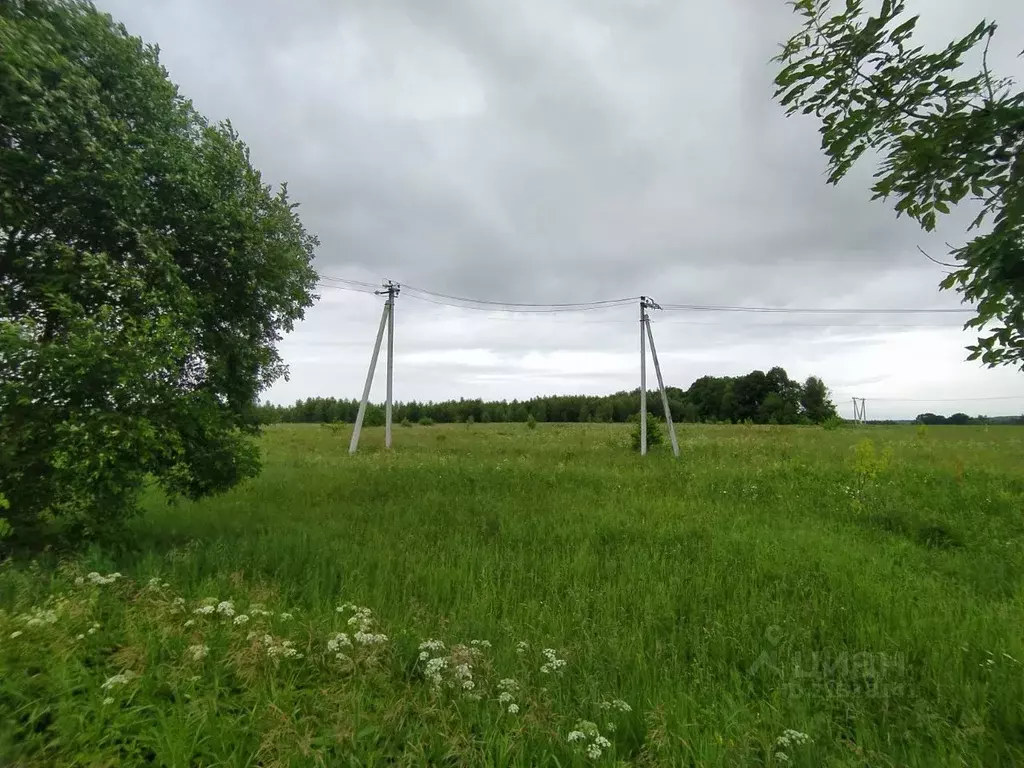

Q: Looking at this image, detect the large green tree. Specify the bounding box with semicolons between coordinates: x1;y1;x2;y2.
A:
0;0;318;541
774;0;1024;368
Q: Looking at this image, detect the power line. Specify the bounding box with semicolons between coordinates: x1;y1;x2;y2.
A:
320;273;976;315
402;283;639;311
401;290;638;314
833;395;1024;403
661;303;974;315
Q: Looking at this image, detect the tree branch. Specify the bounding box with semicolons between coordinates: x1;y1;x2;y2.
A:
918;245;958;268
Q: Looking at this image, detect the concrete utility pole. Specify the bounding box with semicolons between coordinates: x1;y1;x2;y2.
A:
640;297;647;455
384;280;399;449
349;281;399;455
640;296;678;457
644;311;680;457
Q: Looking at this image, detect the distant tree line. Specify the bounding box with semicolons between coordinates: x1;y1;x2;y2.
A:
914;413;1024;426
256;367;839;426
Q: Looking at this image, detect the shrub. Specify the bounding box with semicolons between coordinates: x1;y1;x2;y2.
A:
419;417;435;427
0;1;317;544
400;418;413;428
822;416;845;431
526;415;537;430
630;415;664;452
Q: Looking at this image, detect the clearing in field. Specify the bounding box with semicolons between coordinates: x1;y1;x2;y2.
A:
2;422;1023;766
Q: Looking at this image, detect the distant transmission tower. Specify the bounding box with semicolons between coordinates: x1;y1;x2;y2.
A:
852;397;867;424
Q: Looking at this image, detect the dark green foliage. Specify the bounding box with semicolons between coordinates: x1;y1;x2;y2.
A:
0;0;318;542
630;414;664;452
774;0;1024;368
526;414;537;430
800;376;838;423
418;417;435;427
400;418;413;428
257;367;837;426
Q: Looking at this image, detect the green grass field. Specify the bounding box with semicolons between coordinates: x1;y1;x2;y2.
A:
2;422;1023;766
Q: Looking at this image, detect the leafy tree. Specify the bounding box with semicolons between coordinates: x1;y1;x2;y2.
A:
0;1;318;541
774;0;1024;368
800;375;838;423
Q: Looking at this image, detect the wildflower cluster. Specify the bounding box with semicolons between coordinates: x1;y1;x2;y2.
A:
101;670;136;691
567;720;612;760
327;632;353;660
146;577;170;590
540;648;567;674
75;572;122;587
417;639;484;697
251;632;302;659
774;729;811;763
338;604;388;645
497;678;520;714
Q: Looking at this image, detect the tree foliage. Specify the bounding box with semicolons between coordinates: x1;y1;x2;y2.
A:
774;0;1024;367
259;366;838;426
0;0;318;541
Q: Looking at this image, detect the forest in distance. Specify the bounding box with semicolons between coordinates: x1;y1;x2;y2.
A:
258;367;1024;427
259;367;845;426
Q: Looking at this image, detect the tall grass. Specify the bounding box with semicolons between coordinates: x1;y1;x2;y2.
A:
2;422;1023;765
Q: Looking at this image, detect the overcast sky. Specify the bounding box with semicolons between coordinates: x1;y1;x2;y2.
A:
98;0;1024;420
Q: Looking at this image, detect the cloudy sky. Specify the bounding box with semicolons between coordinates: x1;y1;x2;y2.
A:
99;0;1024;420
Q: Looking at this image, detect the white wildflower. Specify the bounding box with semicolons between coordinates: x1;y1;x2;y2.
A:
327;633;352;652
87;626;99;635
499;692;514;704
586;744;602;760
76;633;85;640
516;640;529;654
161;582;169;588
776;730;810;748
567;731;586;743
147;577;161;589
188;644;209;661
9;631;22;639
507;703;519;714
86;572;122;586
184;619;196;628
498;678;519;692
74;577;85;586
540;648;566;674
216;601;235;617
606;722;616;732
353;630;387;645
775;753;791;763
279;612;293;621
172;597;186;607
101;671;136;690
462;679;475;690
193;605;215;616
470;639;491;648
102;697;114;706
595;736;611;749
233;614;249;625
419;639;445;654
334;652;350;661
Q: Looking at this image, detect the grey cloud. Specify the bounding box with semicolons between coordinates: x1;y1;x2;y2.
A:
94;0;1024;415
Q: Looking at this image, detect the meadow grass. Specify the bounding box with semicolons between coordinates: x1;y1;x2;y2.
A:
2;422;1023;766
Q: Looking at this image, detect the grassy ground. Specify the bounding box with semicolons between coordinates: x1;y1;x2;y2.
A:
2;422;1023;766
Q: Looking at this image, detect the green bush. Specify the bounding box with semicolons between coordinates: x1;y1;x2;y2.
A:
822;416;845;431
400;418;413;428
418;417;435;427
630;415;664;452
526;415;537;430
